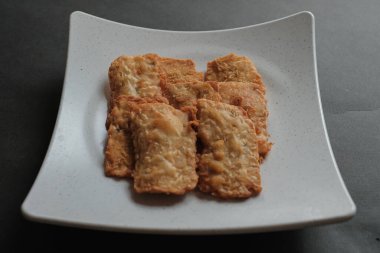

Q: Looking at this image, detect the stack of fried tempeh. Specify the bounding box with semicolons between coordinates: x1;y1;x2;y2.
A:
104;53;271;199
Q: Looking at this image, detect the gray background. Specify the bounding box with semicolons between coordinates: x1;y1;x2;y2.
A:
0;0;379;251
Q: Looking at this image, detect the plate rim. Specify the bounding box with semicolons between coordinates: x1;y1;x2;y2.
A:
70;10;315;34
21;10;356;235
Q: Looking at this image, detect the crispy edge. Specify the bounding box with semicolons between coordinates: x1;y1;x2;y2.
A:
104;96;134;178
104;125;133;177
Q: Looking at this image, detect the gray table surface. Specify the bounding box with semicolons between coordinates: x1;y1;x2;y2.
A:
1;0;379;251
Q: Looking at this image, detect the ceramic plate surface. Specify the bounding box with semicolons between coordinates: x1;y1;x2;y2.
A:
22;11;356;234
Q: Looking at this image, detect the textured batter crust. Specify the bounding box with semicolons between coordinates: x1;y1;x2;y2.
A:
104;97;134;177
216;82;272;159
159;57;203;84
205;53;266;94
128;99;198;195
162;80;221;108
197;99;261;198
104;96;167;178
104;126;133;177
108;54;165;107
108;54;202;107
106;54;202;180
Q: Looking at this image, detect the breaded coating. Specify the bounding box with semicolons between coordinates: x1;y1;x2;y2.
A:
128;99;198;195
106;54;168;178
104;126;133;177
159;57;202;84
104;97;134;177
104;96;167;178
106;54;201;179
216;82;272;159
162;80;221;108
205;53;266;94
197;99;261;199
108;54;165;106
108;54;201;106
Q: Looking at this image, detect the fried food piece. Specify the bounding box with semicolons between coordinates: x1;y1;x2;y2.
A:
104;96;134;177
104;96;167;177
197;99;261;198
108;54;201;106
162;80;221;108
216;82;272;159
159;57;203;84
106;54;168;178
104;126;133;177
108;54;165;106
106;54;201;179
128;98;198;195
205;53;266;94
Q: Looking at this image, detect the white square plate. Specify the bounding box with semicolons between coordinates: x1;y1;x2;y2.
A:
22;11;356;234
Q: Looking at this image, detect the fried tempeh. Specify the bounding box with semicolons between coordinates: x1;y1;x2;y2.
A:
205;53;266;94
104;126;133;178
106;54;165;178
197;99;261;199
162;80;221;108
105;54;171;178
104;96;134;177
108;54;165;106
104;95;167;178
105;54;202;179
127;98;198;195
216;82;271;159
158;57;203;84
108;55;202;104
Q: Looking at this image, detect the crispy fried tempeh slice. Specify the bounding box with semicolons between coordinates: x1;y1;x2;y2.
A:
216;82;272;159
104;96;134;177
104;96;167;177
106;54;168;177
105;54;200;178
162;80;221;108
205;53;266;94
104;126;133;177
108;54;165;106
159;57;203;84
197;99;261;198
108;55;201;106
128;99;198;195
